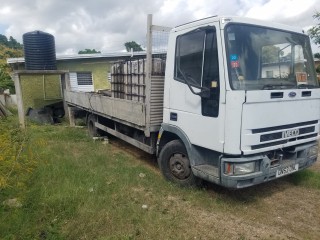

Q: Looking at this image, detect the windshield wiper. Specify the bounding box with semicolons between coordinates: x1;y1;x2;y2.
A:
297;84;317;89
262;83;295;90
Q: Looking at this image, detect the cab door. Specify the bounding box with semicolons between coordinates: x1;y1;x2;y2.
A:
167;22;225;152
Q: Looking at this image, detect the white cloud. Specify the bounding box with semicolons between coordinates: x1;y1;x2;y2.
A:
0;6;11;15
245;0;317;20
0;0;318;54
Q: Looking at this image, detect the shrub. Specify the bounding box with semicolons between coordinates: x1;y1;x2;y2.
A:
0;117;38;190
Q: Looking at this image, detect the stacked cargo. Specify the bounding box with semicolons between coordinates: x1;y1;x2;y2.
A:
111;58;165;102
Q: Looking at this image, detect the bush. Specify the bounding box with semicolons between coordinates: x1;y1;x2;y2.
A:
0;116;38;190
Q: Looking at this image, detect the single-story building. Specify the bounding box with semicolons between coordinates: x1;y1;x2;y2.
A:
315;58;320;69
7;52;150;111
7;53;320;113
315;58;320;82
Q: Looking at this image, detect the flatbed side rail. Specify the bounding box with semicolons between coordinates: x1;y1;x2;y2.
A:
64;90;146;127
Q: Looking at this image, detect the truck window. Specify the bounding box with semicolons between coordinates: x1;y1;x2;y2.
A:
175;27;220;117
226;24;318;90
202;29;220;117
175;30;205;86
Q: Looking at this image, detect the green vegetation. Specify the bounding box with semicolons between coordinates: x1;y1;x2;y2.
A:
309;12;320;47
0;115;37;190
78;49;101;54
1;116;320;239
261;45;286;64
309;12;320;73
124;41;143;52
0;34;23;50
289;169;320;188
0;35;23;93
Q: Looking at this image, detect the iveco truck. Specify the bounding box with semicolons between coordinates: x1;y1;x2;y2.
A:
63;15;320;188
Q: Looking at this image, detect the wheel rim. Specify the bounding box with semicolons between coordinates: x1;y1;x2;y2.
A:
169;153;191;180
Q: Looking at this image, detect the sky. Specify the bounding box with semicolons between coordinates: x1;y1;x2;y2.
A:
0;0;319;55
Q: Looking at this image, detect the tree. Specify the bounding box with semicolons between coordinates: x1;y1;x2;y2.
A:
309;12;320;74
309;12;320;47
0;34;22;50
124;41;143;52
262;45;281;63
78;49;101;54
0;35;8;46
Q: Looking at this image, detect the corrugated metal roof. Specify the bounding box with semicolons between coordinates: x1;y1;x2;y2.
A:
7;51;162;64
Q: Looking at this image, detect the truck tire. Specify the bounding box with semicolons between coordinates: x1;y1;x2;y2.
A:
158;140;199;187
87;114;100;137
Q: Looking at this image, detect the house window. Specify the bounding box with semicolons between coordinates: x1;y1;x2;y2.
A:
266;70;273;78
70;72;94;92
77;72;93;85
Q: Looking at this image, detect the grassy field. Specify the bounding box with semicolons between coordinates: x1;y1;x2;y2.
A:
1;117;320;240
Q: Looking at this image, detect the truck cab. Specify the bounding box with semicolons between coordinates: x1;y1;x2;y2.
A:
157;16;320;188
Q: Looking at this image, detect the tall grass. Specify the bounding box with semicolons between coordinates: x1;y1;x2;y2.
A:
1;118;320;239
0;116;38;191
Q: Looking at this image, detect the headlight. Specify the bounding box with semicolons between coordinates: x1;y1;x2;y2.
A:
308;145;318;158
234;162;255;175
224;162;255;175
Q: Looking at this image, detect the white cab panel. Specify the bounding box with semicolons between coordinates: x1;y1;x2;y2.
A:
241;89;320;154
223;91;246;154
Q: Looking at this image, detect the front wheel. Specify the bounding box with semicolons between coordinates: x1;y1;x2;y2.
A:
158;140;199;187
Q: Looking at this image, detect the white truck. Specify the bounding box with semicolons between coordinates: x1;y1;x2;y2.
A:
63;15;320;188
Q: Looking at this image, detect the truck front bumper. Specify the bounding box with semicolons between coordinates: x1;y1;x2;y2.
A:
220;142;318;189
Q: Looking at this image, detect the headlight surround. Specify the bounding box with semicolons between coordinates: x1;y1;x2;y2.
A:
224;162;256;175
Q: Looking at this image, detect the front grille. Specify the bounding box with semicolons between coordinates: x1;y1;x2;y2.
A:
250;120;318;150
252;120;318;134
260;126;315;142
297;133;318;140
252;140;288;150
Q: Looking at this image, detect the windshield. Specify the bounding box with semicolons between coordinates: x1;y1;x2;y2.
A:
225;24;318;90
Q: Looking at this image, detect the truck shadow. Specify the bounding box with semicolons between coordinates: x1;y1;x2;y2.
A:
203;178;296;204
107;136;159;168
107;136;303;203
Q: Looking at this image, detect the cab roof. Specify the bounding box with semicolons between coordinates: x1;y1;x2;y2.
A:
172;16;305;35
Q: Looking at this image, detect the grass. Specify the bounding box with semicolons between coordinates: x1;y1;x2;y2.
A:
1;117;320;239
288;169;320;189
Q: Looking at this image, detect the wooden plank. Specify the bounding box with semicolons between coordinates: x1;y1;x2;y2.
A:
14;70;69;75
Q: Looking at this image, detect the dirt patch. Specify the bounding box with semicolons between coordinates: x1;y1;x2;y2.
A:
173;181;320;239
310;154;320;172
108;137;320;239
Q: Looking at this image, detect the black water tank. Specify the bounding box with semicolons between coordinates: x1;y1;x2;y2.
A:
23;30;57;70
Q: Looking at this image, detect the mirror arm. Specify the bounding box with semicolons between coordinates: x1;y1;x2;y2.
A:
179;69;210;98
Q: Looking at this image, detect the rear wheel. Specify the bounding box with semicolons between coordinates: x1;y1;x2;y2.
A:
158;140;199;187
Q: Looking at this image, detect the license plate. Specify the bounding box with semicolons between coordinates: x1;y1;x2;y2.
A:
276;164;299;178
